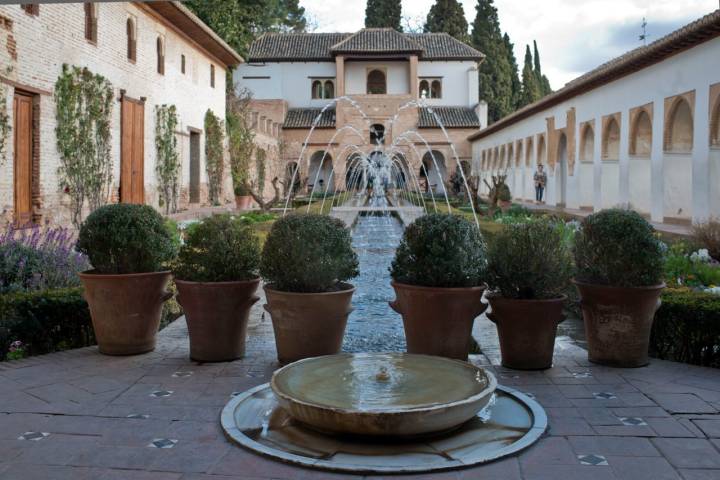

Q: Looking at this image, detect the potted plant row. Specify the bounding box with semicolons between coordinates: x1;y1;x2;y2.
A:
173;214;261;362
485;218;573;369
261;213;359;364
389;213;487;360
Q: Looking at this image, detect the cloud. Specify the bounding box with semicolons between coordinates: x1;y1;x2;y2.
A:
299;0;718;89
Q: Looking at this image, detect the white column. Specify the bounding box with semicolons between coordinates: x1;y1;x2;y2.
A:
593;116;603;210
619;110;630;205
650;98;665;222
692;86;711;222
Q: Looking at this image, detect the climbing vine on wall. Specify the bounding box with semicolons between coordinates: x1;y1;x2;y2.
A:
0;79;10;166
254;147;266;196
54;64;113;228
204;109;225;205
155;104;180;215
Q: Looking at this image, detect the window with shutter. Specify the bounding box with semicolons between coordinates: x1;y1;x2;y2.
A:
126;18;136;62
84;3;97;44
157;37;165;75
22;4;39;16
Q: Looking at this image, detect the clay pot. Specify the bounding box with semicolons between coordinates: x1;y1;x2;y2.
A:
573;280;665;367
487;294;566;370
79;270;172;355
176;278;260;362
235;195;253;210
389;282;487;360
264;284;355;364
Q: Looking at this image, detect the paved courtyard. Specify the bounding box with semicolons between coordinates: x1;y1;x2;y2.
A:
1;305;719;480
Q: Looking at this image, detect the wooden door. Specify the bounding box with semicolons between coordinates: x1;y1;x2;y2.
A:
13;93;33;225
120;97;145;203
189;131;200;203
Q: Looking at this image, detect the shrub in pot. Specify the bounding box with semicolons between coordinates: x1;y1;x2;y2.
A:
173;214;261;362
486;219;573;369
261;214;358;363
389;213;487;360
76;204;178;355
234;184;253;210
573;209;665;367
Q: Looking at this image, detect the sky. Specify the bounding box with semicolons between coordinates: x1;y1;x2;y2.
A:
298;0;719;90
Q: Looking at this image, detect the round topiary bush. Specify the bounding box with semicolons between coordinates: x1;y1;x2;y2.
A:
390;213;486;288
77;204;178;274
487;218;573;299
574;209;663;287
173;214;260;282
260;214;358;293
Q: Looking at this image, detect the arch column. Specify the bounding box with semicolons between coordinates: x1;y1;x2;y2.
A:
651;97;665;222
619;110;630;205
593;115;603;210
567;122;582;209
693;86;711;222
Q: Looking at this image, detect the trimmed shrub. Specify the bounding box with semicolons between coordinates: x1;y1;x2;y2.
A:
77;204;178;274
261;214;358;293
0;288;93;359
650;288;720;368
692;218;720;262
574;209;663;287
487;219;573;299
173;214;261;282
390;213;486;288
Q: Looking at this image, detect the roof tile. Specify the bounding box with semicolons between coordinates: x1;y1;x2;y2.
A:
419;107;480;128
283;108;336;129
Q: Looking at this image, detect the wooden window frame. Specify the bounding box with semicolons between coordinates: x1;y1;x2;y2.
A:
126;18;136;63
156;36;165;75
22;4;39;16
84;3;98;44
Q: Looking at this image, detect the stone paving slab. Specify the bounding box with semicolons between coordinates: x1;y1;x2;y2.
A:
0;314;719;479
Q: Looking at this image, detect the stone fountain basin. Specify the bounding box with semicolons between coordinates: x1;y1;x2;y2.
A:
270;352;497;437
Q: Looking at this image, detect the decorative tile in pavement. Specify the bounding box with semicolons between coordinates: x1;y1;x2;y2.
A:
126;414;150;419
572;372;593;378
171;371;193;378
17;432;49;441
619;417;648;426
150;390;174;398
578;454;609;466
148;438;178;449
593;392;617;400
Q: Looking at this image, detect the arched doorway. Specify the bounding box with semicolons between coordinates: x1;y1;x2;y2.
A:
578;124;595;209
345;153;365;191
629;109;652;214
370;124;385;145
367;69;386;94
391;154;409;190
308;151;334;194
421;151;446;194
663;96;694;221
601;117;620;208
284;161;300;197
556;133;568;206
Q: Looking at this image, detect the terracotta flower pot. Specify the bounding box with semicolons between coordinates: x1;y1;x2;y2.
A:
79;270;172;355
176;278;260;362
487;294;566;370
263;284;355;364
389;282;487;360
235;195;253;210
573;280;665;367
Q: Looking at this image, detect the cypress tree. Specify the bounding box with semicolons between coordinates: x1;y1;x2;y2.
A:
365;0;403;31
503;33;522;110
424;0;469;42
520;45;540;107
533;40;553;95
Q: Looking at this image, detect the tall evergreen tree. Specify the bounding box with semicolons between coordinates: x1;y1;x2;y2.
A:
503;33;521;110
424;0;469;42
365;0;403;31
470;0;513;123
533;40;553;95
520;45;540;107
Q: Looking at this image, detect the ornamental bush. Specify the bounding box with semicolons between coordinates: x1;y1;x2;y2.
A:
487;219;573;299
173;214;260;282
390;213;486;288
574;209;663;287
77;204;178;274
692;218;720;262
650;288;720;367
261;214;358;293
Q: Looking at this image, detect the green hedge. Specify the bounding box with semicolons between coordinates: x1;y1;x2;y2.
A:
650;288;720;367
0;288;94;359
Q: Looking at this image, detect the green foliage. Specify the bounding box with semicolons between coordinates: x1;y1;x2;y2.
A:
651;288;720;368
391;213;486;288
487;219;573;299
227;90;254;195
155;105;181;215
185;0;307;58
574;209;664;287
0;287;93;360
521;45;541;106
365;0;402;30
424;0;469;42
664;243;720;288
533;40;553;96
54;64;114;227
77;204;178;274
261;214;358;293
0;80;10;165
204;109;225;206
255;148;267;195
692;218;720;261
503;33;522;111
174;214;260;282
238;211;277;224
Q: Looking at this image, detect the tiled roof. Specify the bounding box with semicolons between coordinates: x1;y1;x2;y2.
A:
283;108;336;129
330;29;423;55
419;107;480;129
247;30;483;62
469;8;720;141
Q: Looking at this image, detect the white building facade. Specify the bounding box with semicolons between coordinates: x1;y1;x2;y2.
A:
0;2;241;226
469;10;720;225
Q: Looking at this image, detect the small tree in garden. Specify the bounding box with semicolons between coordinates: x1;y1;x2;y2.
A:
54;64;114;227
155;104;180;215
484;174;511;215
226;88;254;198
204;109;225;205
